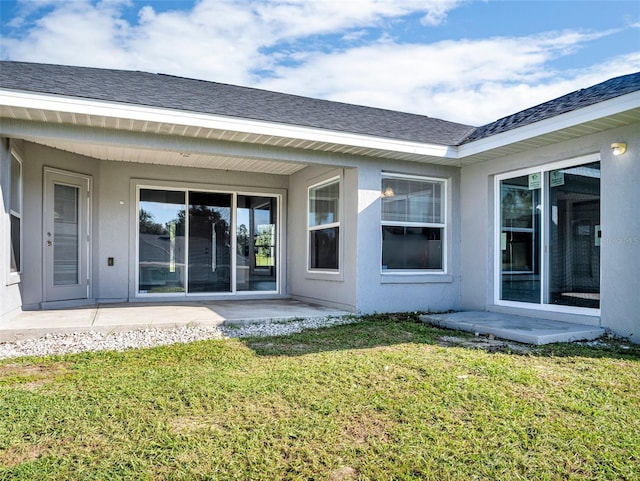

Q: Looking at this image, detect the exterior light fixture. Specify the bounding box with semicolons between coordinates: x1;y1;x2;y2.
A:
611;142;627;156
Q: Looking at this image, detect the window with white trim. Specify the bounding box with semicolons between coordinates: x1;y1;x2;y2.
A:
308;177;340;271
9;152;23;275
381;174;446;271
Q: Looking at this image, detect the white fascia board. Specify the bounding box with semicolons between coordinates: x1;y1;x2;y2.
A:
0;89;454;159
457;91;640;158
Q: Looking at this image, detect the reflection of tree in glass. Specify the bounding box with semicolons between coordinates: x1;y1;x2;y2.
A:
141;205;229;237
502;186;533;227
184;205;226;223
179;205;229;238
256;225;274;259
256;224;276;267
237;224;249;256
139;209;164;234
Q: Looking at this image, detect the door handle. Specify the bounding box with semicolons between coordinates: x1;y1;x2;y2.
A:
47;240;53;247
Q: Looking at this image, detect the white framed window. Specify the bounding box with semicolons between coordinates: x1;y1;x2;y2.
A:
381;173;446;272
308;176;341;272
8;150;23;280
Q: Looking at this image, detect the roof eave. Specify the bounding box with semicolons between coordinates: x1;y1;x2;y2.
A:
456;90;640;163
3;87;638;170
0;88;457;163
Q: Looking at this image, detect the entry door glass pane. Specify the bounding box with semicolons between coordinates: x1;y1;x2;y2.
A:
500;176;541;303
188;192;232;293
54;184;80;285
549;162;600;308
237;195;277;291
139;189;185;293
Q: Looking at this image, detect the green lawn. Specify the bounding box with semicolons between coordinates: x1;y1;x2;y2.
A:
1;313;639;480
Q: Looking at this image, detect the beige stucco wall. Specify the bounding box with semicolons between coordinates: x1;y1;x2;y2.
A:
460;123;640;341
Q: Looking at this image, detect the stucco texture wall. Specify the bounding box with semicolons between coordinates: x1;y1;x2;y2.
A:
287;164;359;311
600;125;640;341
288;159;462;314
354;159;462;314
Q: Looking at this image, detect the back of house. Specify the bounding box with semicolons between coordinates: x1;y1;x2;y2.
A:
1;62;638;341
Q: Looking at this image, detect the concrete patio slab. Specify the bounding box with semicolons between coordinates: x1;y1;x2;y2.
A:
420;311;605;345
0;299;351;342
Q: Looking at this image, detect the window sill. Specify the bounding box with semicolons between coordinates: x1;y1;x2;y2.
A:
381;273;453;284
305;270;344;282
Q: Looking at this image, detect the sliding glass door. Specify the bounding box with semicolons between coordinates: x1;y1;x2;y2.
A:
548;162;600;307
139;190;186;294
188;192;232;293
498;157;600;310
236;195;277;292
500;175;541;303
138;188;278;296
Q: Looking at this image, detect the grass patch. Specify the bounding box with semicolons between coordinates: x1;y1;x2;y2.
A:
1;313;639;480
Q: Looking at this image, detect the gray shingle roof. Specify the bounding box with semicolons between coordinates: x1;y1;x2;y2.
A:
0;61;475;146
3;62;638;148
462;72;640;144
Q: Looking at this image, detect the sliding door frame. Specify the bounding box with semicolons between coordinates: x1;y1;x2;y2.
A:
131;179;284;299
493;153;601;316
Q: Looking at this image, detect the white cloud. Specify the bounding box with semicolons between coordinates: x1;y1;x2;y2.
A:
0;0;463;86
420;0;459;26
2;0;134;67
421;52;640;125
251;0;462;39
255;30;640;124
128;1;266;83
5;0;69;28
2;0;462;74
1;0;638;125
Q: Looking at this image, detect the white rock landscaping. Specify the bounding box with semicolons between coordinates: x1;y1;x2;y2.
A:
0;316;357;360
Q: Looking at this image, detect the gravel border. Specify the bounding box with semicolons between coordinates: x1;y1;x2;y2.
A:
0;316;358;360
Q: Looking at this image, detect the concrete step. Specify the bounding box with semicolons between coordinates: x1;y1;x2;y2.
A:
420;311;605;345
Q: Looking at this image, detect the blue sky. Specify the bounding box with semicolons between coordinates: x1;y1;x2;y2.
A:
1;0;639;125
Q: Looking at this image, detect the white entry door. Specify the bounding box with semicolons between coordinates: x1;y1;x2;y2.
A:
43;169;91;302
